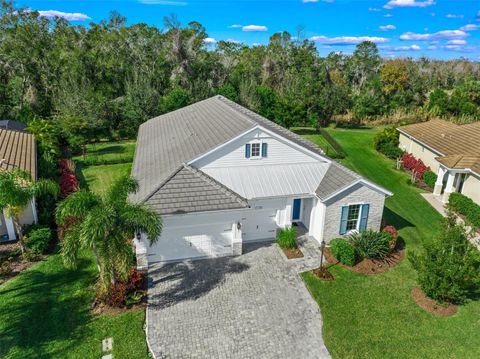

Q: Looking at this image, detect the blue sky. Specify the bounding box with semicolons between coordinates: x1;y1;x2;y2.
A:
17;0;480;60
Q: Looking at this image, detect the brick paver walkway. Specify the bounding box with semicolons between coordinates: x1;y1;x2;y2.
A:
147;242;331;359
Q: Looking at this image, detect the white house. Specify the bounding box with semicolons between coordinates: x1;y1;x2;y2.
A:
131;96;392;265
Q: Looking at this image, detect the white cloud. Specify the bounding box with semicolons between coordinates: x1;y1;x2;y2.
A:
427;45;437;50
369;7;382;12
400;29;468;41
203;37;216;44
138;0;187;5
37;10;91;21
379;24;396;31
384;13;394;17
384;0;435;9
460;24;479;31
242;25;268;32
309;35;389;45
382;44;421;51
477;11;480;21
447;39;467;45
443;44;475;52
446;14;464;19
228;24;242;28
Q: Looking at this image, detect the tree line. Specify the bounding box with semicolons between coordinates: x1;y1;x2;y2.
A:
1;2;480;156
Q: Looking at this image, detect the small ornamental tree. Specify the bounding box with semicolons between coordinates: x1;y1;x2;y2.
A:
409;216;480;304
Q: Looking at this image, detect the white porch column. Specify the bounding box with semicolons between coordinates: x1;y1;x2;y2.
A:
433;166;446;195
232;222;242;256
134;233;148;271
31;198;38;224
442;171;456;203
3;209;16;240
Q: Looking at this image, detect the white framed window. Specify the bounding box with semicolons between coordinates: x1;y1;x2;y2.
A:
346;204;361;231
251;142;261;158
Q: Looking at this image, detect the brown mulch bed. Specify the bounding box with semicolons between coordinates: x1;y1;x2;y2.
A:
92;295;147;315
0;242;44;285
281;246;304;259
312;267;334;281
411;287;457;316
324;246;404;275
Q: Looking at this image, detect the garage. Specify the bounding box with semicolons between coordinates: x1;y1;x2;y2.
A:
241;208;278;242
147;220;234;263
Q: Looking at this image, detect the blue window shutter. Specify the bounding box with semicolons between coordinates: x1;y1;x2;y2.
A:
245;144;251;158
261;143;268;157
339;206;348;235
359;204;369;231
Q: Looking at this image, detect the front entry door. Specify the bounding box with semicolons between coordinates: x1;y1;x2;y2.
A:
292;198;302;222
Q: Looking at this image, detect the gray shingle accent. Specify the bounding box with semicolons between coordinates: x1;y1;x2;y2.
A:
316;162;360;200
145;165;249;215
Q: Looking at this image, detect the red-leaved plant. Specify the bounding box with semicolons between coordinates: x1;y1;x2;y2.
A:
59;172;80;198
401;153;430;180
382;225;399;253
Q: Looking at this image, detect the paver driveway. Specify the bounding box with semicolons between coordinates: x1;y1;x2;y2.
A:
147;242;331;359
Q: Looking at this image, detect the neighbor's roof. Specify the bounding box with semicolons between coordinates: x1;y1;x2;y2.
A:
203;162;331;199
145;164;248;215
0;128;36;178
132;96;390;214
398;120;480;175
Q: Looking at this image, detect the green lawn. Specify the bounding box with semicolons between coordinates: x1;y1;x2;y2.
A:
72;140;136;166
291;127;340;158
0;253;148;359
78;162;132;194
301;127;480;359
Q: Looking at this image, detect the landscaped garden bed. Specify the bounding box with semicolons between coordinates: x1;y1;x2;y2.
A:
411;287;457;316
277;227;304;259
0;242;44;285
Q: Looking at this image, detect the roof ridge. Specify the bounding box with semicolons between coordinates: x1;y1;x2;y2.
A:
183;164;249;207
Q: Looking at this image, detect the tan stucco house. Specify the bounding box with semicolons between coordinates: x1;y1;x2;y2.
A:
398;120;480;205
0;127;38;241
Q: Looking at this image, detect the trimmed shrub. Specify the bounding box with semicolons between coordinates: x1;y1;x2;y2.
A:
60;172;80;198
373;126;400;155
423;170;437;189
448;192;480;229
24;227;52;254
409;218;480;304
330;238;356;266
276;227;297;249
378;142;404;159
349;230;391;259
382;225;399;252
105;282;127;307
401;153;430;180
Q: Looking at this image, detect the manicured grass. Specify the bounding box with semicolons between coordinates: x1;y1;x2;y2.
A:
301;127;480;359
78;162;132;195
291;127;340;158
0;253;148;359
72;141;136;166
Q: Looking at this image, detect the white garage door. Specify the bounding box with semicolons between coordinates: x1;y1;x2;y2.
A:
242;209;278;242
148;222;233;263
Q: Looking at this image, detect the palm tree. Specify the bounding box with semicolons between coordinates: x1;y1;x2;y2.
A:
0;169;59;254
56;176;162;293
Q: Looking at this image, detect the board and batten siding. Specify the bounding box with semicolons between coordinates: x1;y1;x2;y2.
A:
194;128;319;169
321;183;385;243
399;133;441;173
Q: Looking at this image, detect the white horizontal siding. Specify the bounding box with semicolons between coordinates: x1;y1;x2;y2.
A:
194;128;319;169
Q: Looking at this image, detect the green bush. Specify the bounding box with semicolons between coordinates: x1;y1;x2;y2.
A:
409;218;480;304
373;126;399;150
378;142;404;159
423;170;437;189
24;227;52;254
276;227;297;249
348;230;391;259
330;238;356;266
448;192;480;229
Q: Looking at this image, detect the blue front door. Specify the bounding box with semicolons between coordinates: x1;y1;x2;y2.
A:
292;198;302;221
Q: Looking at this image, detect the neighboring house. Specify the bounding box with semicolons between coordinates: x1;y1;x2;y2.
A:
132;96;392;264
0;128;38;241
0;120;27;132
398;120;480;205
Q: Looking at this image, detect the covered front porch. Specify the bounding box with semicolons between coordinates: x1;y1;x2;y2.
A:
433;165;468;203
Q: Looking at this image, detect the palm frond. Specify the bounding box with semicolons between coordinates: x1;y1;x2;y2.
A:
80;205;116;249
61;223;83;269
56;190;101;225
121;203;162;244
32;178;60;198
105;175;139;205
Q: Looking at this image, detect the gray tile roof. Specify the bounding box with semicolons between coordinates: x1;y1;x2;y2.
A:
145;165;249;215
316;162;360;200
